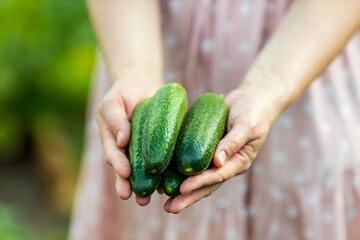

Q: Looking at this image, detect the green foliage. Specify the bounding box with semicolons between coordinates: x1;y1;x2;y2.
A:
0;203;31;240
0;0;96;162
0;202;67;240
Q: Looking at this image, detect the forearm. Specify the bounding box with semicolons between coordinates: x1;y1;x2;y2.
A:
87;0;164;85
241;0;360;123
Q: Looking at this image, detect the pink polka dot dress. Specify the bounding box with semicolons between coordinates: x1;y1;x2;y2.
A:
69;0;360;239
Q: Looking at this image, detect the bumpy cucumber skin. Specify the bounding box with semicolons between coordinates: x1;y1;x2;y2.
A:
161;166;186;197
175;93;228;176
129;97;161;198
142;83;187;174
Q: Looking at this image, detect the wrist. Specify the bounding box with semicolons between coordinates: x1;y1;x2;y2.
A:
238;64;290;124
108;61;164;87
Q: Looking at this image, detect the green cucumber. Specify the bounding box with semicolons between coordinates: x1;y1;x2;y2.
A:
142;83;187;174
175;93;228;176
160;165;186;197
129;97;161;198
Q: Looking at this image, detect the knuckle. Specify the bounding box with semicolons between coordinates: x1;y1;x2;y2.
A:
216;171;227;183
104;154;112;166
227;138;240;154
243;160;252;171
240;158;252;173
105;148;117;166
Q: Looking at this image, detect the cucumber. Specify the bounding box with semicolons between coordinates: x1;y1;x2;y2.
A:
129;97;161;198
175;93;228;176
142;83;187;174
160;165;186;197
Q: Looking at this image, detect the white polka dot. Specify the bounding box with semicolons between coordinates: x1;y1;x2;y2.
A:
225;227;237;240
341;105;351;117
287;205;299;219
70;222;84;239
238;1;251;17
201;38;215;53
323;84;333;97
305;228;314;239
323;212;333;224
237;182;248;195
269;185;284;201
305;194;318;207
320;122;332;134
249;206;260;217
179;221;189;231
318;157;330;170
201;0;211;5
211;210;221;222
272;151;287;163
293;172;305;184
266;2;275;12
269;222;280;235
303;101;313;114
343;68;351;81
150;217;161;230
165;34;177;47
217;197;230;209
279;114;293;128
347;208;356;220
223;21;234;33
340;139;350;153
353;175;360;189
210;4;216;13
168;0;180;11
252;162;263;174
164;229;177;240
237;41;250;53
238;209;249;220
165;70;178;82
298;136;312;150
325;176;336;190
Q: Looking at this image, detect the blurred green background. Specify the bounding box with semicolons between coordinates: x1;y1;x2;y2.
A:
0;0;96;239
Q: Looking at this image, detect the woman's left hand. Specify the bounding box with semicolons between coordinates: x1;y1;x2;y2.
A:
164;87;280;214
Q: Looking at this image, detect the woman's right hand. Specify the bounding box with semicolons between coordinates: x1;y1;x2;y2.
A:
96;75;162;206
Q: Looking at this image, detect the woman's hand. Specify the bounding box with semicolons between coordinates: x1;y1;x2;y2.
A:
96;75;162;207
164;87;280;214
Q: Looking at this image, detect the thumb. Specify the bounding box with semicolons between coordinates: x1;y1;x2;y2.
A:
100;98;131;148
213;123;249;167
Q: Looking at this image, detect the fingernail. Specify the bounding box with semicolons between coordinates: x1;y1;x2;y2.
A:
218;150;227;166
116;131;122;145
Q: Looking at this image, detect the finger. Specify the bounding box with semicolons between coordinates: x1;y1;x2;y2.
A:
100;94;131;148
163;197;174;213
164;183;222;214
115;173;132;200
213;123;249;167
181;153;251;195
136;196;151;206
97;115;131;178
